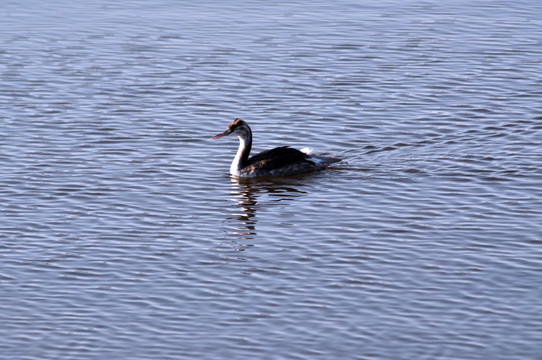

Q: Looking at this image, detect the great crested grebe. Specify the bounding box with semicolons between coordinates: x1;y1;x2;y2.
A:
212;118;340;177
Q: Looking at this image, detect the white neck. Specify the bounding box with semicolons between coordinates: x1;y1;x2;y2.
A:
230;136;246;176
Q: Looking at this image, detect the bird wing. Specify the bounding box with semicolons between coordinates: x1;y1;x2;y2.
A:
246;146;313;171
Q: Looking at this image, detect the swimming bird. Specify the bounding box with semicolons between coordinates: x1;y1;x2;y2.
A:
212;118;339;177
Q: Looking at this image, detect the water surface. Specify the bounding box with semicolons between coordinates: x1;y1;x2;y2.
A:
1;1;541;359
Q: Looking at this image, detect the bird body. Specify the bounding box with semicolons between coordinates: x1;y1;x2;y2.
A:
212;118;339;177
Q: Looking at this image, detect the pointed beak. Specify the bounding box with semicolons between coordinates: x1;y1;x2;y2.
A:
211;129;231;139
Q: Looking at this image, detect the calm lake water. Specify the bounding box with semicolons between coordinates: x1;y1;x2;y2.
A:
1;1;541;359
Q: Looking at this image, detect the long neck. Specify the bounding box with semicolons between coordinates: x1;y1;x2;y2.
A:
230;128;252;175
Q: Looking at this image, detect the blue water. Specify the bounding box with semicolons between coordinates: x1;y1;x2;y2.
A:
1;1;541;359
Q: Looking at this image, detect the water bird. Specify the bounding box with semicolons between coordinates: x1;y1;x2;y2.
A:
212;118;340;177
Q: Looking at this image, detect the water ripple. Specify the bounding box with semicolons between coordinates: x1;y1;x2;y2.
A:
1;0;542;359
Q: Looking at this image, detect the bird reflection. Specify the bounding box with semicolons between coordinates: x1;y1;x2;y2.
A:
228;177;258;240
225;174;311;246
